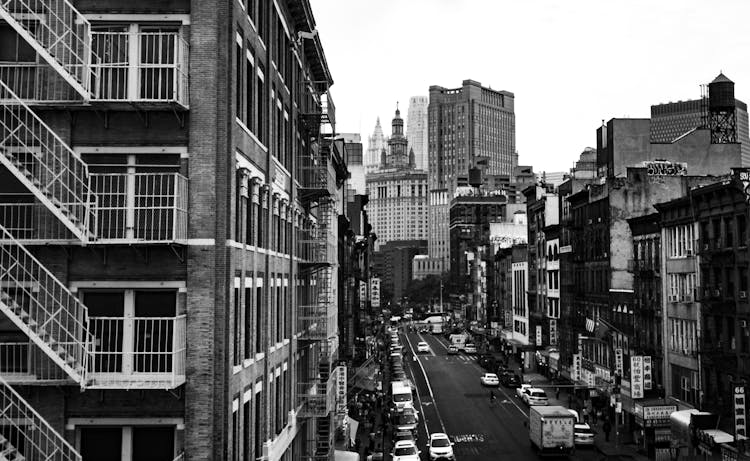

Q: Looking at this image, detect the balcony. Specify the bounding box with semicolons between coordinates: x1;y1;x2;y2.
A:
0;172;188;244
0;31;189;108
87;315;186;389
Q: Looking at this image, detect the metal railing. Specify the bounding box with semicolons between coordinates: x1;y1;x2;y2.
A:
91;31;189;107
90;172;188;243
0;172;187;243
0;225;91;385
0;0;98;98
0;80;96;241
87;315;186;389
0;341;74;383
0;375;82;461
297;373;336;418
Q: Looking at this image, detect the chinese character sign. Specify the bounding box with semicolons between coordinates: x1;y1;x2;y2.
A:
643;356;652;390
615;348;623;376
549;319;558;346
370;277;380;309
573;353;582;382
631;356;644;399
736;386;747;440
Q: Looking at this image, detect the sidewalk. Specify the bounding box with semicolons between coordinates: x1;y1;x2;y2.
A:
514;367;651;460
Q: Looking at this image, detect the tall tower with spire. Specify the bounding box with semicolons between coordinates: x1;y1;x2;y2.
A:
366;104;429;250
365;117;387;173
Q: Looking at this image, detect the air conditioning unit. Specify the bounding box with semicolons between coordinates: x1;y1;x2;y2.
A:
741;291;748;300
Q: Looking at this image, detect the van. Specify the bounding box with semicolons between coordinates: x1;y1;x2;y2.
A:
390;381;413;410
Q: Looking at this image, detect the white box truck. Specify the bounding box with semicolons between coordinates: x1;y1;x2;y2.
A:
528;406;575;457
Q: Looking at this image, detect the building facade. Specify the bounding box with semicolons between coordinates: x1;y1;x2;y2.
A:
0;1;348;460
426;80;516;273
406;95;429;171
366;108;428;251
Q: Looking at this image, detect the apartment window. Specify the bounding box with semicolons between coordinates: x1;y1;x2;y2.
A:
254;385;262;459
257;64;266;145
243;399;251;461
245;45;254;129
256;280;263;353
234;287;241;366
244;286;252;359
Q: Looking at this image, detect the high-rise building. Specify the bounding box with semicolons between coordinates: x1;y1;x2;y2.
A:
367;107;428;251
365;118;387;173
426;80;516;272
407;96;429;171
0;1;347;460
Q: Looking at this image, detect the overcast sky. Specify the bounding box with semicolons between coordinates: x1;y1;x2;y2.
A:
310;0;750;173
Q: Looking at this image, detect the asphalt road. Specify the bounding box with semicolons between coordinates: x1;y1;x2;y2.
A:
398;330;602;461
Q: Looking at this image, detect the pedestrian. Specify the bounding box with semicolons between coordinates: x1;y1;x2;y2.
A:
603;419;612;442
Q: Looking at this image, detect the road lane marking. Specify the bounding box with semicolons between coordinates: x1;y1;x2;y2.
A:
403;332;447;434
402;335;430;437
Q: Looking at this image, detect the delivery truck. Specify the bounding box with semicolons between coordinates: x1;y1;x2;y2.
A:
528;405;575;457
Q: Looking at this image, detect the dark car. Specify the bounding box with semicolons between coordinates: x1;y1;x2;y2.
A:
503;373;521;388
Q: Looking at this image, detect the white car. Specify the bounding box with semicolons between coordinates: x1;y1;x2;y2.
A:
522;387;549;406
480;373;500;387
516;383;532;399
574;422;595;446
417;341;430;353
428;432;455;460
392;440;421;461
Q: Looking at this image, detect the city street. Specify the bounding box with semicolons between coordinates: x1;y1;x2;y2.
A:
398;331;602;461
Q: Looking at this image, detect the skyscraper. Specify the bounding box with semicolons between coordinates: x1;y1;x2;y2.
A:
367;107;428;250
365;117;387;173
426;80;515;272
407;95;429;171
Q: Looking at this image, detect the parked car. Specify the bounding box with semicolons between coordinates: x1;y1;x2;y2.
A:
463;343;477;354
392;441;420;461
573;422;595;446
447;345;459;355
417;341;430;353
480;373;500;387
522;388;549;406
516;383;532;399
428;432;455;460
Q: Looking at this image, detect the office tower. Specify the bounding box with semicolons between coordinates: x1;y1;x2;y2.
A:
367;107;428;251
426;80;515;272
407;95;429;171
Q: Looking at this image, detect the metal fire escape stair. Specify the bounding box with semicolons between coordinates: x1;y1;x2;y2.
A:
0;375;82;461
0;2;96;457
0;0;97;100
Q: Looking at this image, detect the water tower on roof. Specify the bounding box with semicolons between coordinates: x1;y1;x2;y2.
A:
708;72;737;144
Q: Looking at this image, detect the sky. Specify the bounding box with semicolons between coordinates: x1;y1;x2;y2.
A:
309;0;750;173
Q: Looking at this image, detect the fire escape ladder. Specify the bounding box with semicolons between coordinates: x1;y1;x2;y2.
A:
0;0;97;100
0;225;92;386
0;375;82;461
0;80;96;242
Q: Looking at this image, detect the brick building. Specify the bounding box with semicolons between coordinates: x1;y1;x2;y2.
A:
0;1;347;460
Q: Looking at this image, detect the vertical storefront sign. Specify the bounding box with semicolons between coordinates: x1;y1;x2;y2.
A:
736;386;747;440
631;356;644;399
643;356;652;390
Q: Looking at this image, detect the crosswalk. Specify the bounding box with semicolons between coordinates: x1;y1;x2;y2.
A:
422;355;477;362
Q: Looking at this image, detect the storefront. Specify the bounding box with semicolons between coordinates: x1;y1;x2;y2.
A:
633;403;676;459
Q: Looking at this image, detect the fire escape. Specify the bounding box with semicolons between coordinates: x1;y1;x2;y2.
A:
0;1;189;459
296;81;338;461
